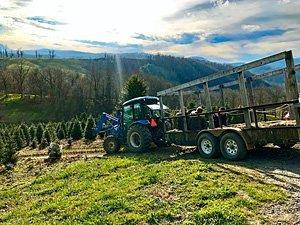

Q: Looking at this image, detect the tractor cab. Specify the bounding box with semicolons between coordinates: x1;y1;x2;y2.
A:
97;96;169;154
122;96;167;130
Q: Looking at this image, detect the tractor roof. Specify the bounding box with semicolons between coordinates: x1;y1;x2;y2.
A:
123;96;159;106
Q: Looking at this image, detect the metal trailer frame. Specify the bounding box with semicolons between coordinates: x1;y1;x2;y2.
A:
157;50;300;158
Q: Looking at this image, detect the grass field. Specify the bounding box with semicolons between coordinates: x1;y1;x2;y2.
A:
0;147;288;225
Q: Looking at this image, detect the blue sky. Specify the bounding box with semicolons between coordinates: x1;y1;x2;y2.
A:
0;0;299;62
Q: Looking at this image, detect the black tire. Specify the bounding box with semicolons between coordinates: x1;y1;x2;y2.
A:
278;143;296;149
127;125;152;152
103;135;120;154
197;133;220;159
220;133;247;160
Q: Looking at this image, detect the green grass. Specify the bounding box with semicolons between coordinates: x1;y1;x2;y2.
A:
0;151;287;225
0;94;56;123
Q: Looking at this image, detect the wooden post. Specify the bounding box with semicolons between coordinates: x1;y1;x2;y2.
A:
246;77;255;123
179;90;188;132
246;77;255;107
159;96;165;133
197;91;202;106
284;50;300;126
238;71;252;128
219;84;225;107
204;82;214;128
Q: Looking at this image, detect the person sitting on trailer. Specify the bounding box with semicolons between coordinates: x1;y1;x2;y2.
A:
213;107;227;128
188;106;208;131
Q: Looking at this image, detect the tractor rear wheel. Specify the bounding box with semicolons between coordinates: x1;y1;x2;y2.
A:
103;135;120;154
127;125;152;152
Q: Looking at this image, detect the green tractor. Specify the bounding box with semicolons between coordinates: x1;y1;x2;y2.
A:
94;96;169;153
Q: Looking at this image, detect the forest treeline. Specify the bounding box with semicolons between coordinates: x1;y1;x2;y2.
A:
0;56;173;119
0;55;286;122
0;54;228;120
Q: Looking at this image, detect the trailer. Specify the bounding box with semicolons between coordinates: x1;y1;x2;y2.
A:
157;50;300;160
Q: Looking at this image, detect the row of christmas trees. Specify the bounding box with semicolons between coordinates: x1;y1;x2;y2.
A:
0;114;97;169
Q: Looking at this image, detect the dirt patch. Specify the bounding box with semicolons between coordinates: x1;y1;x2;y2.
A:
217;145;300;225
150;187;179;202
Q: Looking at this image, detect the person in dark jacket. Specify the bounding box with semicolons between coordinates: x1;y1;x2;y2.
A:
189;107;208;131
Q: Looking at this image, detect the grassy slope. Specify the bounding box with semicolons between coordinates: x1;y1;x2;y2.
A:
0;94;55;124
0;150;287;225
27;58;89;74
3;58;88;75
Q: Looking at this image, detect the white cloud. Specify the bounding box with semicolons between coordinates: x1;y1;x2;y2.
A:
241;24;261;32
278;0;290;4
0;0;299;61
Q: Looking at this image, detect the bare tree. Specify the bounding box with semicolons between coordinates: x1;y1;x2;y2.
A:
0;65;11;98
26;68;45;99
9;59;31;98
48;50;55;59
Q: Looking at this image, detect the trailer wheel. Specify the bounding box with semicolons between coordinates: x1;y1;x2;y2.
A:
197;133;220;159
127;125;152;152
220;133;247;160
103;135;120;154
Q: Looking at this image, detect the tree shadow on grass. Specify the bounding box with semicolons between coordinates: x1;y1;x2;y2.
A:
113;145;300;191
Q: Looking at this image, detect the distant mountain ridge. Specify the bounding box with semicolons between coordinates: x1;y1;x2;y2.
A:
0;44;282;87
0;44;150;59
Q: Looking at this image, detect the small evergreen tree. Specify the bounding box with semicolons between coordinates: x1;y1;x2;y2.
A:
61;122;67;136
31;139;37;149
2;129;9;143
20;123;30;146
71;119;82;140
84;116;96;140
29;125;36;142
79;113;88;122
67;122;74;138
121;74;148;101
81;120;86;132
56;123;61;134
39;138;49;149
36;123;44;144
14;129;25;150
43;129;51;144
19;129;26;144
0;138;17;169
48;143;62;162
57;127;65;140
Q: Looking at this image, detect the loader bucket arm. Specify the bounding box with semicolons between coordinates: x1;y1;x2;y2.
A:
94;112;121;135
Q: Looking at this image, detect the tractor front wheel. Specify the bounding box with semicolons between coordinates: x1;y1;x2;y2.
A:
127;125;152;152
103;135;120;154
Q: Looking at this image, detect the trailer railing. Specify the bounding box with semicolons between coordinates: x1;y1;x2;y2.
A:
164;100;299;130
157;50;300;138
